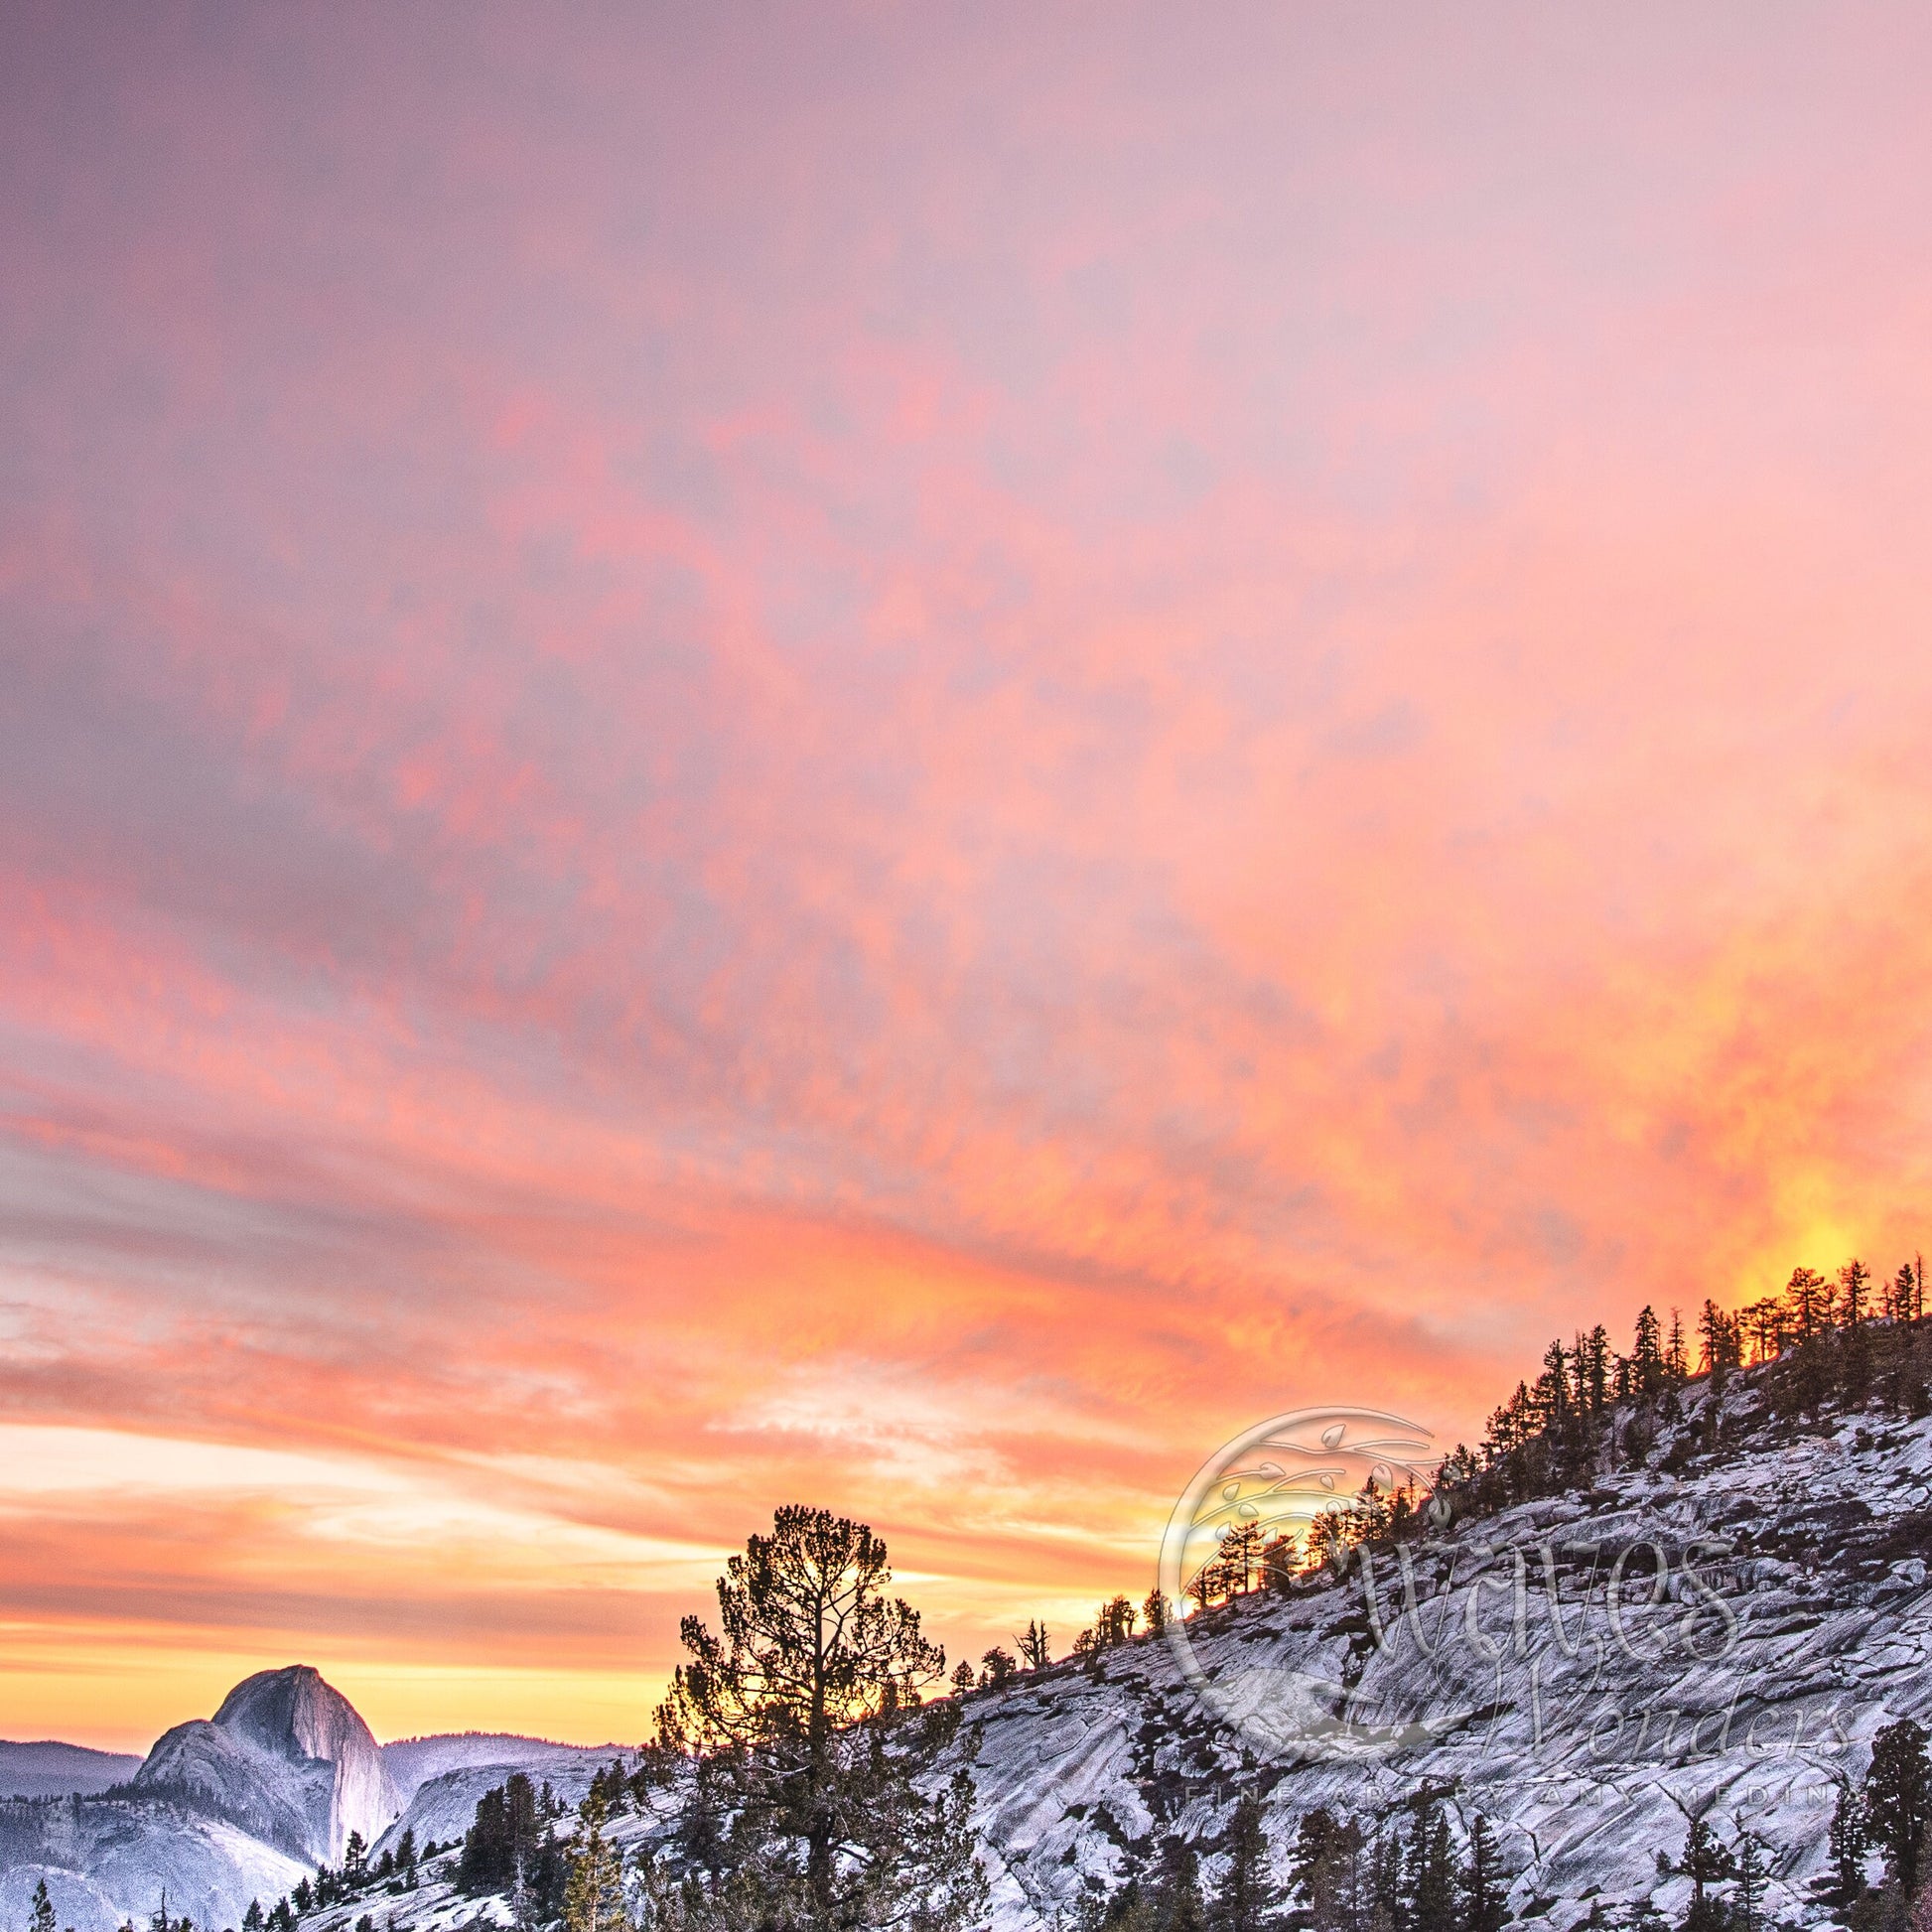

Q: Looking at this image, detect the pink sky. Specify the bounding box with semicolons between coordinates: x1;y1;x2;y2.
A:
4;5;1932;1749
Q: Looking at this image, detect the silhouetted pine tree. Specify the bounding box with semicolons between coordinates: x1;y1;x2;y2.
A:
980;1644;1018;1686
650;1506;985;1932
1212;1796;1279;1932
1786;1267;1829;1339
1666;1310;1689;1386
1830;1782;1868;1908
1677;1819;1732;1932
1217;1525;1266;1595
1865;1719;1932;1895
1459;1817;1507;1932
1292;1809;1365;1932
1632;1307;1665;1397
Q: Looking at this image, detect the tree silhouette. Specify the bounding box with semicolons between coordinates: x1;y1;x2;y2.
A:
1212;1795;1279;1932
1785;1268;1829;1340
1666;1309;1689;1384
1261;1535;1300;1595
1865;1718;1932;1895
1460;1816;1507;1932
1678;1817;1732;1932
1840;1259;1872;1326
1829;1783;1868;1907
651;1505;985;1930
1632;1307;1665;1396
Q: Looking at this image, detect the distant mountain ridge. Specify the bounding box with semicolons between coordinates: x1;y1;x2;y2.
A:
379;1733;624;1806
0;1668;610;1932
0;1743;142;1802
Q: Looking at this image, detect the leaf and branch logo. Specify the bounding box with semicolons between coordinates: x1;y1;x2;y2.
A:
1159;1407;1439;1760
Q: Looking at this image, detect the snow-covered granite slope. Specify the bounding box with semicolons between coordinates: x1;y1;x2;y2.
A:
372;1751;622;1861
381;1737;625;1808
0;1795;308;1932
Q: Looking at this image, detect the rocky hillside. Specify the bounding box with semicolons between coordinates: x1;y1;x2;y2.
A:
370;1751;621;1866
0;1794;310;1932
948;1376;1932;1931
380;1737;621;1809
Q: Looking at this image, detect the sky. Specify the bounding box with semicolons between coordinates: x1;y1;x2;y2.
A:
4;4;1932;1753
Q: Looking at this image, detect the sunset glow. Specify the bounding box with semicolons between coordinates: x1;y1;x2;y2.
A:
6;8;1932;1752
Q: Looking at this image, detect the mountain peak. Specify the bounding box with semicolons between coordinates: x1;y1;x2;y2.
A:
135;1665;399;1864
211;1666;364;1763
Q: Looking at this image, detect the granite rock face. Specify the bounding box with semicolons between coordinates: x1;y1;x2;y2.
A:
371;1748;621;1860
136;1666;402;1865
314;1378;1932;1932
0;1668;409;1930
0;1795;309;1932
380;1735;623;1809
